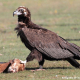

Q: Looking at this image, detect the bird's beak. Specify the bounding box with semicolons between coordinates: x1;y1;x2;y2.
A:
13;10;22;17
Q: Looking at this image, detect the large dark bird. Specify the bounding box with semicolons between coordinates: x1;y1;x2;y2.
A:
13;6;80;69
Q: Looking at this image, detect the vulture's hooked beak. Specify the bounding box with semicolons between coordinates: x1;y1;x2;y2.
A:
13;11;22;17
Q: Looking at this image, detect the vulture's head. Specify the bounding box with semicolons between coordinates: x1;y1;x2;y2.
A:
13;6;31;23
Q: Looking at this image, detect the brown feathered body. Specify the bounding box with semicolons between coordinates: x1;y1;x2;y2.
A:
14;6;80;68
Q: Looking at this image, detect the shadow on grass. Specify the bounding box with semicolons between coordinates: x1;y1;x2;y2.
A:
39;23;80;27
66;39;80;41
54;24;80;27
25;67;73;70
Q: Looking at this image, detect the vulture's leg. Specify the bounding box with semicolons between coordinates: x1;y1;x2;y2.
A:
26;49;43;62
26;49;45;71
39;59;45;69
67;57;80;68
26;51;35;62
34;59;45;71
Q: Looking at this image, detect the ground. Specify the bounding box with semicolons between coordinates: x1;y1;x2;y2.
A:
0;0;80;80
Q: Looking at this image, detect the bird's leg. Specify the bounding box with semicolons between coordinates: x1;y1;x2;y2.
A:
35;59;45;71
39;65;43;69
30;58;45;72
39;59;44;69
26;49;45;71
26;50;35;62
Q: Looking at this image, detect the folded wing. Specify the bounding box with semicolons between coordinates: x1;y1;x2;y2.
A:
22;27;80;59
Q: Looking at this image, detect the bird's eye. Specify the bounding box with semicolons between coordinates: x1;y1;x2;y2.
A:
18;9;22;12
19;9;24;13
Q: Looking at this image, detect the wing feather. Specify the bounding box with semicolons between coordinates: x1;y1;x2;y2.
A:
22;27;80;59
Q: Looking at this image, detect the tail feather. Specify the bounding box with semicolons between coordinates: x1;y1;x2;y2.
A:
67;57;80;68
70;43;80;51
70;43;80;59
59;36;80;58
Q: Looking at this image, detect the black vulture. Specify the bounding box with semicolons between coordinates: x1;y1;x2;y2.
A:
13;6;80;69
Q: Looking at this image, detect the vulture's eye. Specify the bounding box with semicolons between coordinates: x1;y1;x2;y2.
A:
19;9;24;13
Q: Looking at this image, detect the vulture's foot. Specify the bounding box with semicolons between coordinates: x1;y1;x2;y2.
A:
30;69;45;72
30;65;45;72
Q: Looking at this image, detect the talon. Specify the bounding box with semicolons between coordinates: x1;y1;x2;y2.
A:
36;69;45;71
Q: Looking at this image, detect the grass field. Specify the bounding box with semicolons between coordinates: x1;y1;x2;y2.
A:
0;0;80;80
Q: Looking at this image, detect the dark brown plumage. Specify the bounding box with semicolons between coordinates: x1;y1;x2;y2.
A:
13;6;80;69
